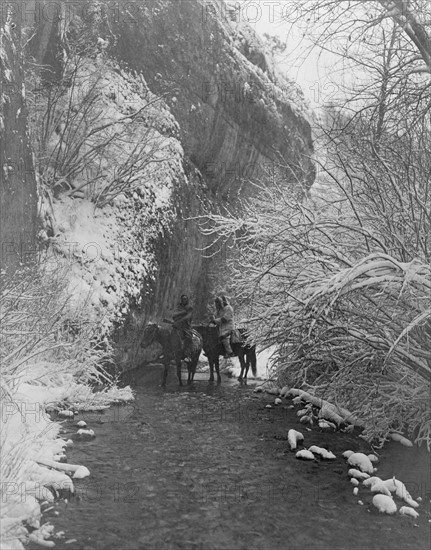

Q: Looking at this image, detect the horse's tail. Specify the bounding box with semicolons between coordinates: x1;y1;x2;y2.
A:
250;348;257;377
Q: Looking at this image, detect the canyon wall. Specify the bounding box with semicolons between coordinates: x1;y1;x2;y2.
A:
19;0;314;370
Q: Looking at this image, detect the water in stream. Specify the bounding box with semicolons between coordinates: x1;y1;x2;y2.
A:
34;365;430;550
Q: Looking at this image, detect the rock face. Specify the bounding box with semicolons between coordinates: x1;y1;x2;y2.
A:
108;0;315;193
26;0;315;370
29;0;314;192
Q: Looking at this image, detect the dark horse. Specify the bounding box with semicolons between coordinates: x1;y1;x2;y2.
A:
193;325;257;383
142;323;203;387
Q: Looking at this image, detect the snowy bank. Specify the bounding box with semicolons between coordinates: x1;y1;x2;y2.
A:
1;373;133;549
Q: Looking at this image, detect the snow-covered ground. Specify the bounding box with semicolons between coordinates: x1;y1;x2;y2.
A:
1;367;133;549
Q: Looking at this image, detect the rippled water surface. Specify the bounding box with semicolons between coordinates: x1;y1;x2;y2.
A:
35;365;430;550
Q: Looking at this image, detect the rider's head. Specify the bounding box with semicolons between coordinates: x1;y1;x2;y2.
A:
180;294;189;305
221;295;229;306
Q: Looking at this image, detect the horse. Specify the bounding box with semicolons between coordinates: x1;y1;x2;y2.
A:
142;323;203;387
193;325;257;382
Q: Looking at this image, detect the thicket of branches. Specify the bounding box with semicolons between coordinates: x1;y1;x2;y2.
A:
0;256;134;549
201;0;431;447
0;259;114;392
27;36;169;209
201;176;430;446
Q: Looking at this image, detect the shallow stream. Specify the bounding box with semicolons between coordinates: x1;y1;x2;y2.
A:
33;365;430;550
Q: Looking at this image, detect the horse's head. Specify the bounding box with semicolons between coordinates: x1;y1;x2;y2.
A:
141;323;160;347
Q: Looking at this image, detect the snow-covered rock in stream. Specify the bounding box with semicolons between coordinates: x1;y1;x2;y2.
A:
287;429;304;450
368;480;392;497
308;446;336;460
363;476;383;488
72;466;91;479
265;385;281;396
367;454;379;463
350;478;359;487
76;420;87;428
372;494;397;514
346;452;375;474
318;419;337;430
280;386;290;398
389;433;413;447
76;428;95;438
287;389;366;428
274;398;282;405
383;478;419;508
296;449;315;460
399;506;419;519
348;468;370;481
342;450;354;459
36;458;90;479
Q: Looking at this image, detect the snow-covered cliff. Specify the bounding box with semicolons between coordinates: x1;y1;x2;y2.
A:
24;0;315;369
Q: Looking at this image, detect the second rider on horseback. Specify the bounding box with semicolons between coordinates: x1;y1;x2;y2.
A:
210;295;235;358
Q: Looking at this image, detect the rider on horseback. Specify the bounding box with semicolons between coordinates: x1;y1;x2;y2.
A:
172;294;194;360
211;295;235;358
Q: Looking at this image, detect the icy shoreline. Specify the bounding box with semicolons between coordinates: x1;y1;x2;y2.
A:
1;376;133;549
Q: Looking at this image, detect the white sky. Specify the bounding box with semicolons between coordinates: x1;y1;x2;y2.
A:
229;0;354;107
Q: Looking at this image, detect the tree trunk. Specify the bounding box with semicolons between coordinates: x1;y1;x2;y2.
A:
0;10;38;270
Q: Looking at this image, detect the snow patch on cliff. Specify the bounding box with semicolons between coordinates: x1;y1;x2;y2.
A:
41;60;190;337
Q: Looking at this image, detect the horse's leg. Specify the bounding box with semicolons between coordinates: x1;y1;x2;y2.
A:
215;355;221;383
209;355;215;382
187;360;192;385
161;360;169;387
176;355;183;386
238;353;245;380
237;351;246;380
189;353;198;384
239;345;250;379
